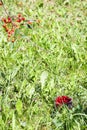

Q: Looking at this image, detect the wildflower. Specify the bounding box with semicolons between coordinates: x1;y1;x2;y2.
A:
55;96;72;108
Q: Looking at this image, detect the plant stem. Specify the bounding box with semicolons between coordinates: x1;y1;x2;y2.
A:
0;0;9;16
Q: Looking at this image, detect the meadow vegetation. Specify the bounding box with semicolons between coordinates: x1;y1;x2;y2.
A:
0;0;87;129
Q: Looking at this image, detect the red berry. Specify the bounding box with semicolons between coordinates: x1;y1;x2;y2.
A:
7;17;12;23
18;14;22;17
2;24;8;32
16;19;21;22
2;18;7;23
2;24;6;28
21;17;25;21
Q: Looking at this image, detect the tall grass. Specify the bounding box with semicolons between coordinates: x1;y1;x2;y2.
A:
0;0;87;129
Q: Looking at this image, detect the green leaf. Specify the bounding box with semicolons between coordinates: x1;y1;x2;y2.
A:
12;112;15;130
16;99;23;115
40;71;48;88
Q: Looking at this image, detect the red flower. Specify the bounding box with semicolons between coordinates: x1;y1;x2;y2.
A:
55;96;72;108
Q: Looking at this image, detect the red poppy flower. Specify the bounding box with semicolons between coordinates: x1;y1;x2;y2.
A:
55;96;72;108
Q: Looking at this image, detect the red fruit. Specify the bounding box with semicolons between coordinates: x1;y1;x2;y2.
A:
2;24;8;31
21;17;25;21
2;18;7;23
8;31;11;34
16;19;21;22
2;24;6;28
18;14;22;17
8;30;14;35
7;17;12;23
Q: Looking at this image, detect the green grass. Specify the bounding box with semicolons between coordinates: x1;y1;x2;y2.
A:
0;0;87;129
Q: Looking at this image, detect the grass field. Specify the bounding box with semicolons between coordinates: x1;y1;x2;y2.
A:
0;0;87;129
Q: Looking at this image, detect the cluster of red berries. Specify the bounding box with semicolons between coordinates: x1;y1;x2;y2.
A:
55;96;72;109
2;13;40;42
16;14;25;23
2;14;26;42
